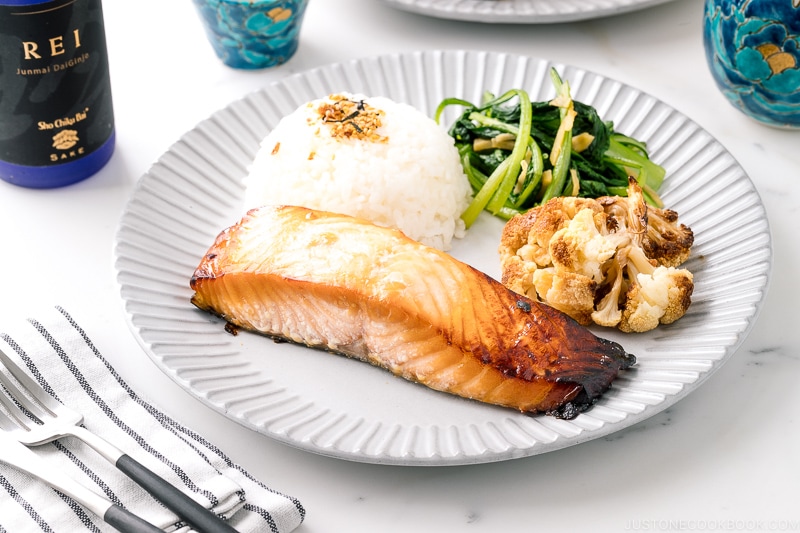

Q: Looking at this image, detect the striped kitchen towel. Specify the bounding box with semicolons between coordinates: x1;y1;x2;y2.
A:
0;306;305;532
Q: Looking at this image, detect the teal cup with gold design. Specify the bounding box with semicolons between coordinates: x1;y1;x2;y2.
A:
192;0;308;69
703;0;800;128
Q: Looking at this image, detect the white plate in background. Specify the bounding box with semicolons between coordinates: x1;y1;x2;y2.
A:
379;0;676;24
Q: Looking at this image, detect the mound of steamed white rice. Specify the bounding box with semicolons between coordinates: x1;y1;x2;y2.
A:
244;92;472;251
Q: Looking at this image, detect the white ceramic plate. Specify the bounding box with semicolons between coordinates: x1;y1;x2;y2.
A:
380;0;676;24
114;50;771;466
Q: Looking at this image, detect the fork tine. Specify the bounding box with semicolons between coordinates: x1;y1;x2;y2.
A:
0;347;60;424
0;376;45;438
0;392;29;431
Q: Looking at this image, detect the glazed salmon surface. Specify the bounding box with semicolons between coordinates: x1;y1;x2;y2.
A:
190;205;635;419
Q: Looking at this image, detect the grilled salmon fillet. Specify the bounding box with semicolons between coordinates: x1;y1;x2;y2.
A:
190;205;635;419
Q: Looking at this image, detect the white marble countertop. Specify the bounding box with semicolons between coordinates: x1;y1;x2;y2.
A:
1;0;798;531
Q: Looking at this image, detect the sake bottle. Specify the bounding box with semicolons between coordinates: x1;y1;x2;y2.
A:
0;0;115;188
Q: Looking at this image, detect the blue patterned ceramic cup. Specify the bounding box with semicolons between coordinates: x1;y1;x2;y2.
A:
192;0;309;69
703;0;800;128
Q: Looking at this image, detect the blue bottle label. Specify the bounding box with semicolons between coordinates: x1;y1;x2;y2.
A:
0;0;114;168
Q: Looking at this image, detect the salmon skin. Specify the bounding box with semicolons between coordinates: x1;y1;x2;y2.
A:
190;205;635;419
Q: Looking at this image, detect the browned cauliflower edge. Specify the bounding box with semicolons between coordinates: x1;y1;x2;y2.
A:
499;178;694;333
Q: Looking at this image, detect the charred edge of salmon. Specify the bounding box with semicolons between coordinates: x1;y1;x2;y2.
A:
545;337;635;419
517;306;635;419
468;271;635;418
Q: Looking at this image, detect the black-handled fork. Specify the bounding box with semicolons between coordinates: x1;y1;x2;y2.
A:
0;347;238;533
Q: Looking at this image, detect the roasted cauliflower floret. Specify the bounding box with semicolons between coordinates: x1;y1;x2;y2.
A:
550;208;622;281
532;267;597;325
643;206;694;267
598;195;694;268
590;249;627;328
500;196;605;300
499;178;694;333
618;246;694;333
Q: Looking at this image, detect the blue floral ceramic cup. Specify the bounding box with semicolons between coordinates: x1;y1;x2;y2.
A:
192;0;309;69
703;0;800;128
